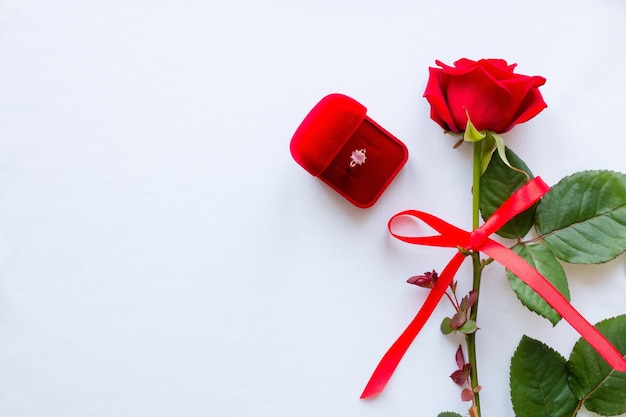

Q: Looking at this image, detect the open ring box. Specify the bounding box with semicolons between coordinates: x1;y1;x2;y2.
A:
290;94;409;208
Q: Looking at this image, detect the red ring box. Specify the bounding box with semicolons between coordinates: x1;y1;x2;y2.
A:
290;94;409;208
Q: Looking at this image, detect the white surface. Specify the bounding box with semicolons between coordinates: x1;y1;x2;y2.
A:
1;1;625;416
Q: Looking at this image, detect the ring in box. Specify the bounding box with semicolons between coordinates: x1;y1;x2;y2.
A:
290;93;409;208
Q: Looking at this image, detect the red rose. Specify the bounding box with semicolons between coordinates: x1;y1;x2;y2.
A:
424;58;547;133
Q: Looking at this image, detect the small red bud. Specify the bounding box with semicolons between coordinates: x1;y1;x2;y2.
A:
450;311;467;329
407;270;438;289
462;363;472;378
468;290;479;308
461;388;474;402
450;369;466;386
407;275;434;288
460;295;469;311
455;345;465;369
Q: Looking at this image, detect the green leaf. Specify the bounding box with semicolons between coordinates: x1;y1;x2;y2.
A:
440;317;453;335
535;170;626;264
458;320;477;334
506;244;570;326
510;336;578;417
568;315;626;416
437;413;463;417
480;147;535;239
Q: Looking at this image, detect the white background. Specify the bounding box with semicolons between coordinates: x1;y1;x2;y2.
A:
1;1;625;416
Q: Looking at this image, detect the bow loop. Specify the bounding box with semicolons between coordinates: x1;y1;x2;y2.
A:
388;210;470;249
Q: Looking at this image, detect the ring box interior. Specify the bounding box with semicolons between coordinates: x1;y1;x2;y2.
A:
290;93;409;208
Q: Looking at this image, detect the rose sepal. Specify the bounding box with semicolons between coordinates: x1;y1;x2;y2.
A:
490;132;529;179
463;112;487;143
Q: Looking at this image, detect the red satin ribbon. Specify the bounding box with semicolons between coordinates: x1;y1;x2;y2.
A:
361;176;626;399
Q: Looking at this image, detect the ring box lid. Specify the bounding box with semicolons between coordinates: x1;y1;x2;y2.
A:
290;93;408;208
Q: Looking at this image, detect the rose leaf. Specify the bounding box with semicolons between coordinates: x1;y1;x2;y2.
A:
568;315;626;416
440;317;453;335
505;244;570;326
535;170;626;264
457;320;477;335
510;336;578;417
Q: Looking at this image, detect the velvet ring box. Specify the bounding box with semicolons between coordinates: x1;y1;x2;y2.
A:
290;93;409;208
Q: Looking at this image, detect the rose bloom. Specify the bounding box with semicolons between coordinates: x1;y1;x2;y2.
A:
424;58;547;133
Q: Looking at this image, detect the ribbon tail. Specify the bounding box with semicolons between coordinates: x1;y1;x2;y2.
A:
360;252;466;399
482;241;626;372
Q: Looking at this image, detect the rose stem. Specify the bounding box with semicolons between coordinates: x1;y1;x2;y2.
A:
468;141;483;416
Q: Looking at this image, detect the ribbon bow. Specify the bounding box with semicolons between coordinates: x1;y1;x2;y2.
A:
361;176;626;399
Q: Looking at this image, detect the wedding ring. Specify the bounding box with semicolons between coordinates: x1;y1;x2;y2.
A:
349;148;367;168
